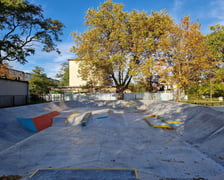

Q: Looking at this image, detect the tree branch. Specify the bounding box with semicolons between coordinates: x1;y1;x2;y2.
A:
119;66;121;84
121;68;130;86
125;76;132;89
2;15;18;42
112;73;119;86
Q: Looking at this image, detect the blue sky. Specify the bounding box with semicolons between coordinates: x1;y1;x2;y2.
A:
12;0;224;79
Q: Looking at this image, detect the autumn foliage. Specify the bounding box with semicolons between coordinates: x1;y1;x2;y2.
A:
165;16;215;100
71;0;218;100
71;0;174;99
0;62;12;79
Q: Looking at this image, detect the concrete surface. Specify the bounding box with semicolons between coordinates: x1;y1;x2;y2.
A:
0;101;223;179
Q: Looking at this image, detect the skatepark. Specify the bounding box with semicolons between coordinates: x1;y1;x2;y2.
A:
0;100;224;179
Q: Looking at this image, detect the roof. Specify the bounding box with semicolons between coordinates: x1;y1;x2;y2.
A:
67;59;82;61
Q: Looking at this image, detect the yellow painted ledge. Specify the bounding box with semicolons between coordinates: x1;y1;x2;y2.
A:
143;118;170;128
147;115;180;125
65;112;77;126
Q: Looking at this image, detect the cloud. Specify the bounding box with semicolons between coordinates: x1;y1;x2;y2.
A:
171;0;184;22
210;0;224;24
173;0;183;13
45;42;74;78
44;62;62;79
8;41;75;79
52;42;74;63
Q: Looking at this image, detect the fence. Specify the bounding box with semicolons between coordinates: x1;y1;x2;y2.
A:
42;92;181;102
0;95;28;107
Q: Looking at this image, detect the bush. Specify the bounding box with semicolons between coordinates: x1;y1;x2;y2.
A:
181;100;224;106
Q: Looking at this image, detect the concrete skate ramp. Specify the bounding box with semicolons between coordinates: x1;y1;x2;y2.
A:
183;109;224;165
0;100;223;179
30;168;138;180
142;101;224;165
0;102;72;150
0;100;138;151
17;111;60;132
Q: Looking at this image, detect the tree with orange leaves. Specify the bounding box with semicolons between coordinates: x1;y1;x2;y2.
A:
166;16;215;101
0;62;12;79
71;0;173;99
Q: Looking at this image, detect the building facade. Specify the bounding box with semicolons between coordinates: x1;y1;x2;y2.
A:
68;59;116;93
68;59;87;87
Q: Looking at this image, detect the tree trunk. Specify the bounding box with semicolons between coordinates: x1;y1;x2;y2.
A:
177;88;181;101
117;86;125;100
112;73;132;100
146;76;153;92
118;90;124;100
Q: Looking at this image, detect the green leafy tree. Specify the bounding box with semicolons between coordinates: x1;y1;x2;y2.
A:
0;0;64;64
56;62;69;86
29;66;57;100
213;68;224;97
202;24;224;98
128;83;135;92
135;80;146;93
71;0;173;99
207;24;224;63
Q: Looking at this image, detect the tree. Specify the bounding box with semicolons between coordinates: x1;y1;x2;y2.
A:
207;24;224;63
29;66;57;99
213;67;224;97
128;82;135;92
0;62;11;79
56;62;69;86
0;0;64;64
205;24;224;98
71;0;173;99
186;68;224;99
166;16;215;101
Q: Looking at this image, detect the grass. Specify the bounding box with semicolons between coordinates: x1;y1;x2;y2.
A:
179;99;224;106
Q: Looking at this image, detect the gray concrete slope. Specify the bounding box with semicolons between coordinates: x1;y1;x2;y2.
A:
0;101;75;151
142;101;224;165
0;100;138;151
0;106;223;179
0;101;223;179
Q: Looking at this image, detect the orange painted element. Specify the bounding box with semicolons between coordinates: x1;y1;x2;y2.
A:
32;111;60;132
147;114;157;118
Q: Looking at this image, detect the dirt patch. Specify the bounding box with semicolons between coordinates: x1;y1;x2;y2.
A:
0;175;22;180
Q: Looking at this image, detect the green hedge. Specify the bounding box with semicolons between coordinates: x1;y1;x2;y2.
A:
180;100;224;106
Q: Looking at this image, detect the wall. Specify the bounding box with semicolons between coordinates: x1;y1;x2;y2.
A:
0;78;29;107
69;59;87;87
68;59;110;88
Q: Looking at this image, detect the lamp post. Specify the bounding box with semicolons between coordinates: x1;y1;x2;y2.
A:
210;79;212;102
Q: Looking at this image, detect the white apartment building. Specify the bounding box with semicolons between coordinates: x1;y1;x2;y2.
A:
68;59;87;87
